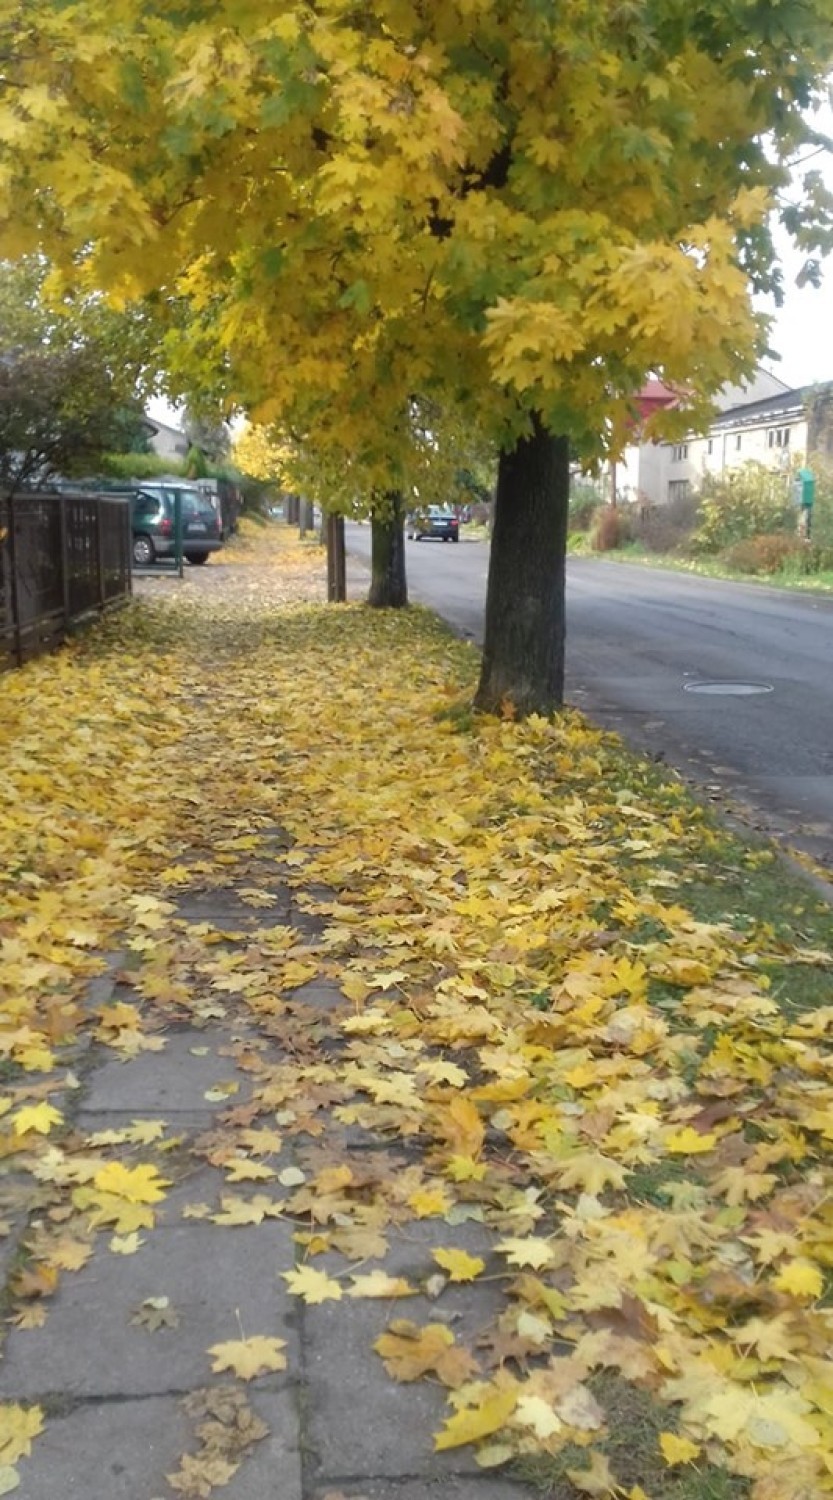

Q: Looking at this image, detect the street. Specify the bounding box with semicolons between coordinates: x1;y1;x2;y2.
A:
345;523;833;862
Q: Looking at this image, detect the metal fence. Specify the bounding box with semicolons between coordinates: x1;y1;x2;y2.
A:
0;491;132;670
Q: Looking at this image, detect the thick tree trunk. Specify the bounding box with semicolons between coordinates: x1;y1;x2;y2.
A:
368;495;408;608
475;419;570;717
285;494;300;525
326;513;347;601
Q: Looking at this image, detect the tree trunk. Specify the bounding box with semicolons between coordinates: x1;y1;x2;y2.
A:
368;495;408;608
285;494;300;525
475;419;570;717
326;513;347;601
299;498;315;537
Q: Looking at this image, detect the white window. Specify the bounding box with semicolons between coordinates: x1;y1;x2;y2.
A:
767;427;790;448
668;479;690;502
707;439;714;455
671;443;689;462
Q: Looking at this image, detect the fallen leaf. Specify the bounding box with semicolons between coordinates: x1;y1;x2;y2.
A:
208;1336;287;1380
281;1266;342;1304
432;1248;485;1283
434;1387;517;1450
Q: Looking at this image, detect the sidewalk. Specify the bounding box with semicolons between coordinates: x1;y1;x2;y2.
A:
5;874;529;1500
1;534;535;1499
4;523;833;1500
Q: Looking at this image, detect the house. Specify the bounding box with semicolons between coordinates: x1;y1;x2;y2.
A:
146;416;190;463
615;369;827;507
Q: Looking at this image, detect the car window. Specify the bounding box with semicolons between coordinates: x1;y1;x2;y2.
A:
163;490;214;519
133;493;162;521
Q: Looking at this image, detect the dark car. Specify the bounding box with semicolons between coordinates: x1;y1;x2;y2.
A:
408;506;460;542
130;485;223;566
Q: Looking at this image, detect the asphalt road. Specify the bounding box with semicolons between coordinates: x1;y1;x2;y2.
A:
345;523;833;863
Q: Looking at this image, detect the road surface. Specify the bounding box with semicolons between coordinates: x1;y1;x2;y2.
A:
345;524;833;863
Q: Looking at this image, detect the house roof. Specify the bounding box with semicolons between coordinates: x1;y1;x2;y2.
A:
710;386;814;432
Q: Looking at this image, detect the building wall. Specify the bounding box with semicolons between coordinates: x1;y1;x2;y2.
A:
148;422;189;462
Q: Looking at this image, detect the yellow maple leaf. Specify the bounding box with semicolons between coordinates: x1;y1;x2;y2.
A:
12;1103;62;1136
45;1238;92;1272
553;1151;629;1193
109;1232;144;1255
347;1271;416;1299
434;1387;518;1450
224;1159;277;1183
208;1336;287;1380
565;1450;619;1495
92;1162;170;1204
408;1185;453;1218
281;1266;343;1304
664;1128;717;1156
432;1248;485;1283
659;1431;700;1465
0;1404;43;1465
515;1394;562;1440
495;1237;555;1270
374;1320;478;1388
772;1259;823;1300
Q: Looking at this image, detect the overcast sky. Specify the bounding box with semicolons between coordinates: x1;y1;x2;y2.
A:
761;236;831;389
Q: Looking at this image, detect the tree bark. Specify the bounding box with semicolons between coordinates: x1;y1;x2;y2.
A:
326;512;347;601
475;418;570;717
284;494;300;525
368;494;408;608
299;498;315;537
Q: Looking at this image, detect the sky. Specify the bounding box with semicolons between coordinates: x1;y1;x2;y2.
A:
760;243;832;389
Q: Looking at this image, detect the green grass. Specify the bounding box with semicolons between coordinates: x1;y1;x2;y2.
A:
512;1375;750;1499
589;544;833;594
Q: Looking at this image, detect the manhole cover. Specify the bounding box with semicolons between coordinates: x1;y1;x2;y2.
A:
683;681;773;696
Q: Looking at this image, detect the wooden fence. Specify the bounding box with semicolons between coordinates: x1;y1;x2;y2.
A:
0;491;132;670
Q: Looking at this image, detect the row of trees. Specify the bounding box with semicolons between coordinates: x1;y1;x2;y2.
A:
2;0;833;711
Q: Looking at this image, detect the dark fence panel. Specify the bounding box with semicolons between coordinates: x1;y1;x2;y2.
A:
0;492;131;671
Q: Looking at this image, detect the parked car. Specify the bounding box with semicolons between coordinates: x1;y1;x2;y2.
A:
407;506;460;542
130;485;223;566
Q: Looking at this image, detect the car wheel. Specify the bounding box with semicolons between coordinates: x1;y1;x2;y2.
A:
132;534;154;566
185;552;210;565
452;535;459;542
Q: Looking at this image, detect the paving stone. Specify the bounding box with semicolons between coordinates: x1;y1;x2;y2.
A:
75;1107;220;1139
308;1481;539;1500
80;1029;253;1115
290;980;349;1013
18;1387;302;1500
0;1221;299;1399
303;1296;482;1482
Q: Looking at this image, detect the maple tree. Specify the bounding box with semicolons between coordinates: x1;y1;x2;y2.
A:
4;1;833;704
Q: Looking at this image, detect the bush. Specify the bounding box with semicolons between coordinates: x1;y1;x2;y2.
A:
692;463;794;553
632;491;700;554
569;480;603;534
721;532;803;574
591;505;632;551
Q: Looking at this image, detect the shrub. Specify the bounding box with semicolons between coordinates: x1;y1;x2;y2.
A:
591;505;632;551
632;491;700;554
721;532;803;574
692;463;794;553
569;497;599;533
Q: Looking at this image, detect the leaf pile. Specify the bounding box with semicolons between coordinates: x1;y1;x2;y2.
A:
2;527;833;1499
